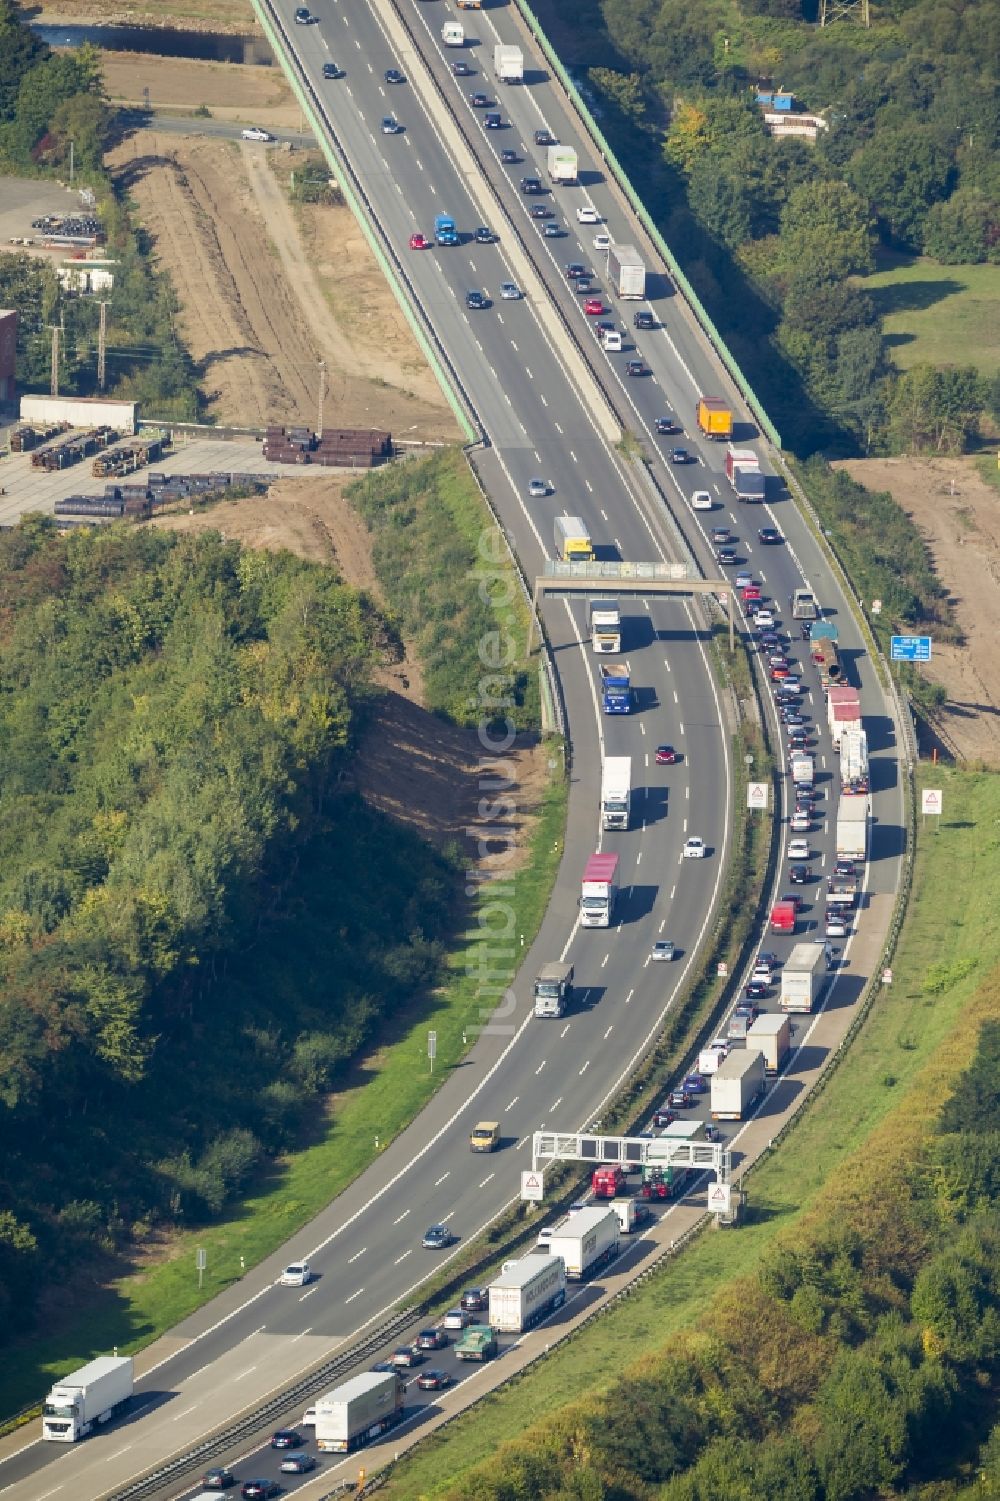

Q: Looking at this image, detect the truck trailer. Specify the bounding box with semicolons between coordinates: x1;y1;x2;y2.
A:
442;20;464;43
809;620;843;689
544;1206;619;1279
553;514;594;561
455;1322;497;1359
780;941;828;1013
790;586;819;624
601;755;632;829
533;961;573;1019
547;145;578;182
581;852;619;927
488;1253;567;1331
710;1050;766;1120
607;244;645;299
836;795;869;862
42;1356;134;1442
589;597;621;652
746;1012;792;1074
599;663;632;714
790;753;814;788
827;685;862;748
696;397;734;440
315;1371;405;1453
494;43;523;80
840;727;869;795
725;445;765;502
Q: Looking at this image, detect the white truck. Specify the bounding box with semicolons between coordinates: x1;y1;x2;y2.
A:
836;795;869;862
790;753;814;789
710;1050;765;1120
581;851;619;927
827;685;862;748
494;43;523;81
533;960;573;1019
746;1012;791;1074
607;244;645;299
780;941;828;1014
840;727;869;794
589;597;621;653
611;1198;641;1233
601;755;631;831
544;1205;619;1279
42;1356;134;1442
441;20;464;44
488;1253;566;1331
547;144;578;183
698;1041;729;1075
315;1370;406;1453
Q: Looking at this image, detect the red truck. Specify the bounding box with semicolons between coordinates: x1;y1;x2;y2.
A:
770;900;797;934
592;1165;627;1198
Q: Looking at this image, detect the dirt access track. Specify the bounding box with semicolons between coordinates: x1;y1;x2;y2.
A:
107;127;460;440
836;456;1000;766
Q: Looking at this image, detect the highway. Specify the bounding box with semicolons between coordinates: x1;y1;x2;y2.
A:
0;1;904;1497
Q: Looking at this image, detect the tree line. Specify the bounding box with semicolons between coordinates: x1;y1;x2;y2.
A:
0;519;457;1345
539;0;1000;456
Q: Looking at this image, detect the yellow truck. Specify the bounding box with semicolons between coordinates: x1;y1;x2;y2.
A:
470;1120;500;1152
696;397;734;440
553;514;594;562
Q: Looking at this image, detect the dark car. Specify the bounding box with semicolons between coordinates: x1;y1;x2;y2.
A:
655;417;679;435
668;1088;694;1110
834;860;856;879
634;309;655;330
789;864;810;885
626;359;645;377
520;176;542;193
371;1360;397;1372
416;1327;449;1350
745;981;769;1000
533;128;555;145
417;1368;453;1390
280;1453;316;1475
781;892;803;912
717;548;737;566
294;5;314;19
652;1103;676;1128
500;147;519;163
759;526;782;544
781;710;805;725
683;1072;707;1094
385;68;405;84
465;290;487;310
242;1483;280;1500
529;204;551;218
670;447;690;464
485;111;502;128
272;1429;302;1449
565;262;587;279
711;526;729;544
322;62;342;79
542;222;564;236
469;91;491;107
423;1223;454;1247
473;226;494;243
757;951;780;971
461;1286;489;1311
201;1470;236;1491
452;59;473;75
734;1000;759;1022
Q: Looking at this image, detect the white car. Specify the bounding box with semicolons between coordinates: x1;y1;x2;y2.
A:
443;1308;471;1330
691;490;713;510
651;939;676;961
683;837;706;859
301;1405;317;1427
790;811;810;833
527;477;549;497
279;1260;311;1286
592;232;611;251
753;608;775;628
241;126;272;142
825;917;850;939
577;205;601;223
787;838;811;860
750;964;772;984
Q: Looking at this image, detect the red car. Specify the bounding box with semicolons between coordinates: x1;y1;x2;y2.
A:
655;744;677;765
584;298;604;315
409;232;429;249
742;585;762;603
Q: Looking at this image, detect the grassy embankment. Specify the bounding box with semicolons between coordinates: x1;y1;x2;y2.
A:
377;764;1000;1499
0;451;563;1423
863;251;1000;376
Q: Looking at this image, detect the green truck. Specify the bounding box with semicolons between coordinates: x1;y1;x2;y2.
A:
455;1324;498;1361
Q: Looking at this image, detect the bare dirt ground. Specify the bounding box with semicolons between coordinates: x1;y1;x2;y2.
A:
151;478;549;858
101;52;300;131
106;129;459;439
26;0;257;33
835;456;1000;765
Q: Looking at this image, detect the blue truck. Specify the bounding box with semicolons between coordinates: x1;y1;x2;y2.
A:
599;663;632;714
434;213;458;245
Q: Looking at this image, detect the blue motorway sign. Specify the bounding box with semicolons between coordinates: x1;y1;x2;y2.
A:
891;635;932;662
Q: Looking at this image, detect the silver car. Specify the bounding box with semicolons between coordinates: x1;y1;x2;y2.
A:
651;940;676;961
500;281;521;300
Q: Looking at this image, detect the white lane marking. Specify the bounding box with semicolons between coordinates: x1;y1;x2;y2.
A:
579;1060;590;1076
434;1172;450;1186
347;1247;366;1264
550;1097;563;1112
478;1173;495;1188
603;1026;613;1039
395;1249;413;1265
299;1286;318;1301
393;1209;411;1225
506;1096;520;1110
535;1059;547;1074
345;1288;365;1304
560;1023;570;1038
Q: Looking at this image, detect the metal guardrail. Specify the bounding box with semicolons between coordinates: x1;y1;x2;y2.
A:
105;1310;415;1501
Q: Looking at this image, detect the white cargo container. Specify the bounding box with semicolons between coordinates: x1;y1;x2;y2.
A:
601;755;631;830
494;43;523;81
699;1043;728;1075
746;1012;791;1074
836;795;869;862
442;20;464;43
840;727;869;792
607;244;645;299
488;1253;566;1331
42;1356;133;1442
547;144;578;182
20;395;138;434
611;1198;639;1233
780;941;828;1013
790;753;814;788
545;1205;619;1279
315;1370;405;1453
710;1050;765;1120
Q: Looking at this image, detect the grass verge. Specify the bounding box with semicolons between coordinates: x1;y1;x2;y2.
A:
861;250;1000;376
377;763;998;1499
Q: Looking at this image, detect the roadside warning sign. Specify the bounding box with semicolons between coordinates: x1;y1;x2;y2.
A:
747;781;768;811
709;1182;732;1215
521;1170;544;1202
921;789;943;816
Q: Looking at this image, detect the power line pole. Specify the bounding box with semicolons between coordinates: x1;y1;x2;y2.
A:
317;359;326;438
97;301;107;390
50;326;60;397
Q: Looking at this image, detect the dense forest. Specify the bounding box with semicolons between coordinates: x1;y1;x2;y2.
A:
535;0;1000;454
0;520;458;1344
0;1;199;417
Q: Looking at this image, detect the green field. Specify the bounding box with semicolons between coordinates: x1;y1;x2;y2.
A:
863;252;1000;375
380;765;1000;1500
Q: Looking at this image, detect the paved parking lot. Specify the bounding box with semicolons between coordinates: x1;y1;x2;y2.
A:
0;434;310;527
0;176;92;247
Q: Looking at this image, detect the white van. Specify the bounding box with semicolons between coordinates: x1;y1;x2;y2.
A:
593;232;611;251
600;327;622;352
691;490;713;510
441;20;465;43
